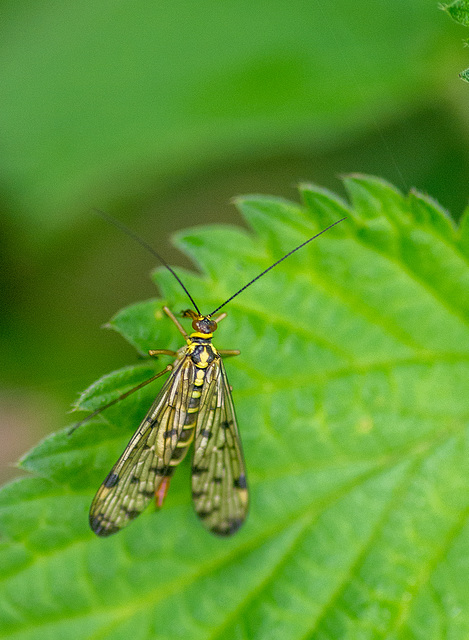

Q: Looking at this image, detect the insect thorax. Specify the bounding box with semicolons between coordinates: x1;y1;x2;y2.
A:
187;335;218;368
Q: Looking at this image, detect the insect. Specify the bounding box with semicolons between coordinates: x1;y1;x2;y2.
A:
75;212;346;537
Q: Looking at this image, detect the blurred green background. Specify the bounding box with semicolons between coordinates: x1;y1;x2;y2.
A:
0;0;468;484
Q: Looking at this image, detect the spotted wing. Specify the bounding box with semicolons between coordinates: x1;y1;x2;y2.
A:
89;356;197;536
191;358;248;536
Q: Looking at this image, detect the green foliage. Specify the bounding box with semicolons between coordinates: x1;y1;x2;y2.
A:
441;0;469;79
442;0;469;26
0;0;459;229
1;176;469;638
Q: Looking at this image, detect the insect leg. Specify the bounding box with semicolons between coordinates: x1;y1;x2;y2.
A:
69;364;173;434
163;306;188;338
213;312;227;323
148;349;177;357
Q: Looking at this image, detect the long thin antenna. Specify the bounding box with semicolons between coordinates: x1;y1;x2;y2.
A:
93;209;202;314
208;217;347;316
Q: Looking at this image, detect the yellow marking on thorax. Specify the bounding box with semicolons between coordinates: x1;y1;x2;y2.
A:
198;348;210;368
194;369;205;386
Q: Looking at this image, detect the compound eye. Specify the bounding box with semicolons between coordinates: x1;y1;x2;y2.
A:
192;317;217;333
206;319;218;333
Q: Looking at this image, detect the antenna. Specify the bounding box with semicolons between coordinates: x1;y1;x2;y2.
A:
92;209;202;314
94;209;346;317
208;216;347;316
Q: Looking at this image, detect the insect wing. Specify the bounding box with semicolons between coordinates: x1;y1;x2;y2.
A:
191;359;248;536
89;356;197;536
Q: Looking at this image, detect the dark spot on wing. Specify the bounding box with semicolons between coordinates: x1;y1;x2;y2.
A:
211;518;244;536
150;466;168;476
234;474;247;489
122;508;140;520
103;472;119;488
192;466;209;475
89;514;119;537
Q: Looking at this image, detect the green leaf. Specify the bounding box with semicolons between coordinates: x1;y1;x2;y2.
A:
2;176;469;638
442;0;469;26
441;1;469;79
460;66;469;82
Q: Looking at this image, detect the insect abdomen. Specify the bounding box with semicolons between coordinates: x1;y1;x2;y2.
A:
168;369;205;467
152;370;205;510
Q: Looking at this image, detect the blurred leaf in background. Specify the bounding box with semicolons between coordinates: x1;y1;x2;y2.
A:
1;179;469;638
441;0;469;79
0;1;468;480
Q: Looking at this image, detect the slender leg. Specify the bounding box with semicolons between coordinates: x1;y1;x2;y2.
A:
214;312;227;324
149;349;177;357
69;364;173;434
163;306;188;338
